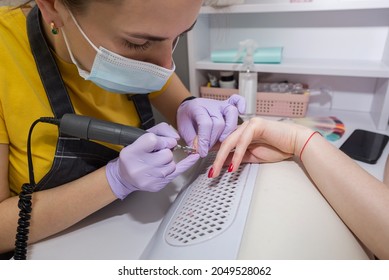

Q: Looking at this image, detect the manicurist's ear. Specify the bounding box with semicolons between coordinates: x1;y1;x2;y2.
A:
34;0;64;27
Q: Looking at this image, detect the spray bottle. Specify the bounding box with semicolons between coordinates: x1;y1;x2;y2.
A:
237;39;258;117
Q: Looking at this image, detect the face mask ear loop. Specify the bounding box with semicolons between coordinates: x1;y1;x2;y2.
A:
168;36;180;70
62;29;91;78
172;36;180;53
68;9;100;53
62;29;78;64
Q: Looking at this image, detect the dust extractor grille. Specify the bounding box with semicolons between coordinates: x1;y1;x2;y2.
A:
165;164;248;246
141;153;259;259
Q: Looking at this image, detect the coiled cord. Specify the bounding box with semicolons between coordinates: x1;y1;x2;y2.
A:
13;183;34;259
13;117;60;260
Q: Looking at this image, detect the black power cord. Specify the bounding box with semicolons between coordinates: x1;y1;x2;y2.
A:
13;117;60;260
12;114;147;259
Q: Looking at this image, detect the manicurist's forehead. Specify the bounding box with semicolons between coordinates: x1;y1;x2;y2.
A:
84;0;201;40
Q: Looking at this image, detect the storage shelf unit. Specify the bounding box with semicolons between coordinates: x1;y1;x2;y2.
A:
187;0;389;130
200;0;389;14
196;58;389;78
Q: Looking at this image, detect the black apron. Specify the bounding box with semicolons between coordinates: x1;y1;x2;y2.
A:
26;6;155;191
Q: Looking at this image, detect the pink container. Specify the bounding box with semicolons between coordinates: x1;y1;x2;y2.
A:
200;86;310;117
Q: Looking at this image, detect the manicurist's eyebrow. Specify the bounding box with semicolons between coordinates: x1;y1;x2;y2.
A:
125;20;197;42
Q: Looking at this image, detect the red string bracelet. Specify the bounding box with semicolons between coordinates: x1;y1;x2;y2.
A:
299;131;321;162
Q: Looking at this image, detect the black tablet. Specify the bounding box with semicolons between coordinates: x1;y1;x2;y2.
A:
340;129;389;164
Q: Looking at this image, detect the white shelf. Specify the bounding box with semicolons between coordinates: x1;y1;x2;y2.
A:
188;3;389;131
196;58;389;78
200;1;389;14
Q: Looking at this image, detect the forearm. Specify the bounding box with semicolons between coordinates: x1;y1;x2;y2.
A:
0;167;116;254
300;132;389;259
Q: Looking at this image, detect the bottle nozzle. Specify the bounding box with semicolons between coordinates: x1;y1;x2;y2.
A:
236;39;258;70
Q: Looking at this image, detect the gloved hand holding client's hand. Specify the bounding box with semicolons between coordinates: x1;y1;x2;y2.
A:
177;94;246;157
106;122;200;200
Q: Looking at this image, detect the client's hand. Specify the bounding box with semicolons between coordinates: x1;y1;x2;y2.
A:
210;117;312;178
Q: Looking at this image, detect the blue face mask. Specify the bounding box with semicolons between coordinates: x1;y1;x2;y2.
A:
62;11;176;94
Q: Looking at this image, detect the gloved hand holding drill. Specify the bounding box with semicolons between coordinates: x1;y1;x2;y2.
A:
105;122;200;200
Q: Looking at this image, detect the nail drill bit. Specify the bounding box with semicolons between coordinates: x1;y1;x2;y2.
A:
174;144;197;153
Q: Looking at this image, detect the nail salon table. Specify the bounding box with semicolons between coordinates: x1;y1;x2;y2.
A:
27;112;387;260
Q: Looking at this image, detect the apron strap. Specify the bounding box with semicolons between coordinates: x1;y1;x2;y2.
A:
128;94;155;130
27;5;75;119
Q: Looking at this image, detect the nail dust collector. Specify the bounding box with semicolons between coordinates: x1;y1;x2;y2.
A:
141;153;259;259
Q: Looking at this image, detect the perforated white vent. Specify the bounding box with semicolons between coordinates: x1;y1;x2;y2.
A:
141;153;259;259
165;164;248;246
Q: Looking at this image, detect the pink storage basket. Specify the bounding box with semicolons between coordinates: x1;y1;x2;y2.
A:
200;86;309;117
199;87;238;101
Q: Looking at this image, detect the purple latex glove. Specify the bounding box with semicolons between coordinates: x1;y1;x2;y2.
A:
177;94;245;157
106;122;200;200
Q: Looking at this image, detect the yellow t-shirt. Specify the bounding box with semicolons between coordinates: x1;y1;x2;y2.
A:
0;7;170;195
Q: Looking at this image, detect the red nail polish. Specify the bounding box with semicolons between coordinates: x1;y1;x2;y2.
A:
228;163;234;172
208;167;214;178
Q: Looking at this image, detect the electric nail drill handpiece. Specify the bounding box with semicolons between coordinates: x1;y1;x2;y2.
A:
60;113;147;146
59;113;195;152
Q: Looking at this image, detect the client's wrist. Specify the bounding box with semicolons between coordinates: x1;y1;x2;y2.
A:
295;128;321;162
